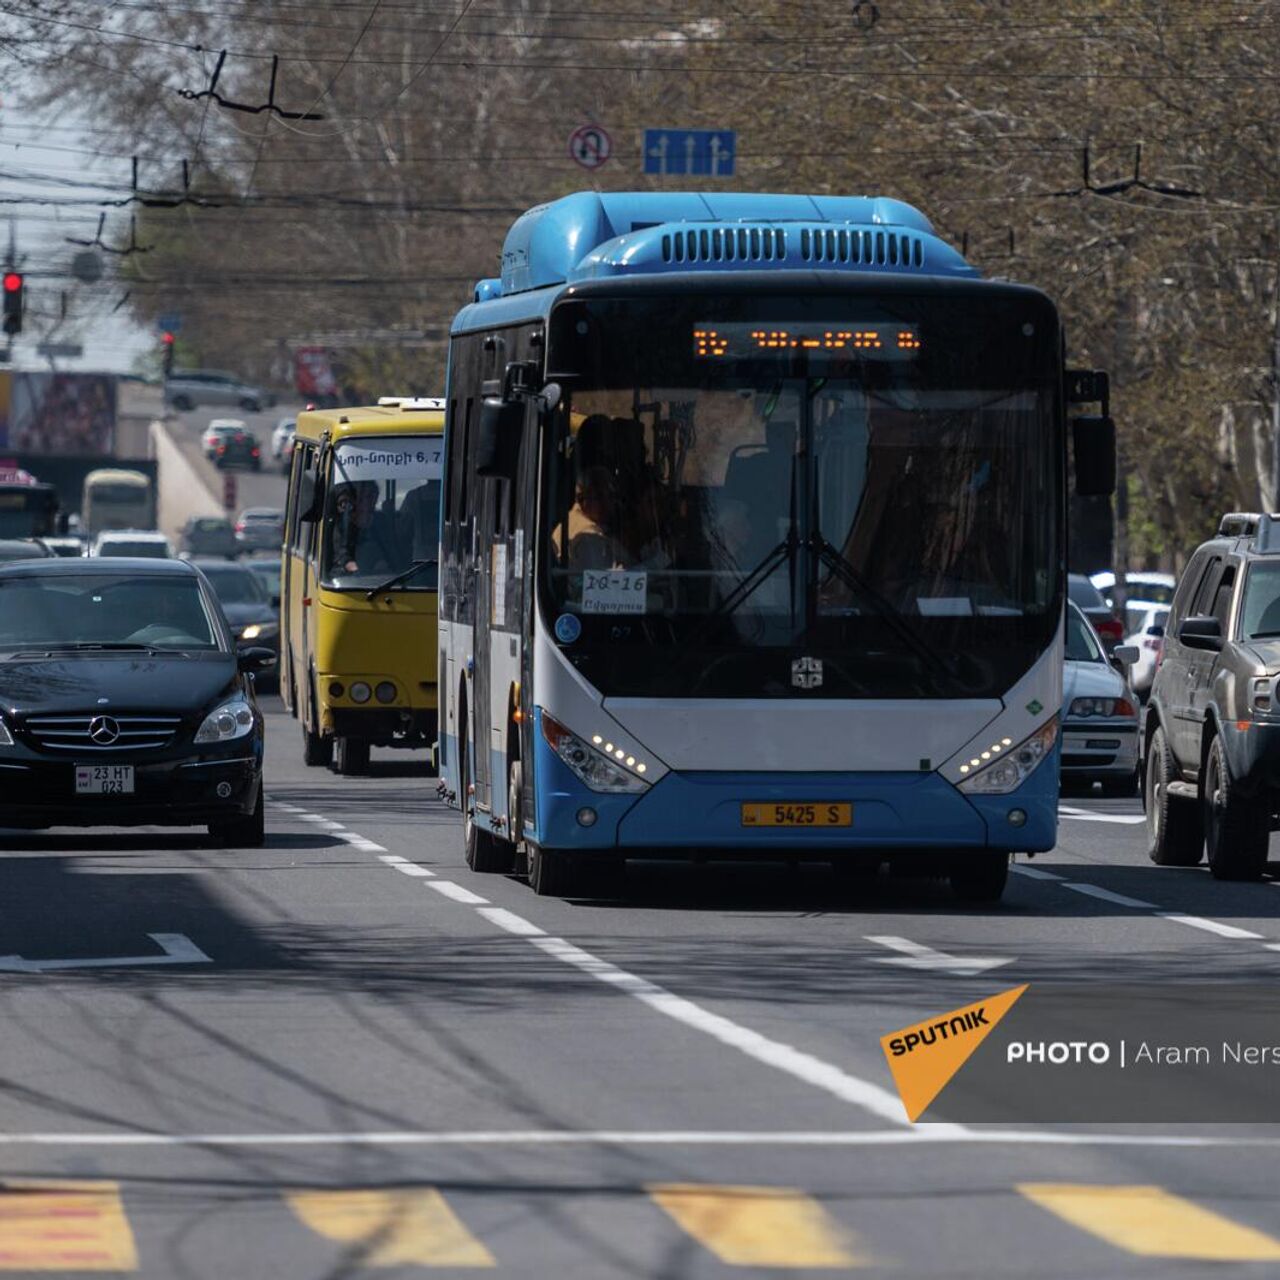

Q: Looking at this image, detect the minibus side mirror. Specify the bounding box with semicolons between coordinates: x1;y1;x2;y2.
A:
1073;415;1116;497
475;396;523;479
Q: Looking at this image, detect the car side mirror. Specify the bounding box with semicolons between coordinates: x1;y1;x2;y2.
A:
1111;645;1140;671
1147;623;1165;638
1073;415;1116;497
237;645;277;673
1178;615;1223;652
475;396;523;479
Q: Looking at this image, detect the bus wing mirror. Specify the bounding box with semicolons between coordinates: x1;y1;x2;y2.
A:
475;396;523;479
1073;415;1116;497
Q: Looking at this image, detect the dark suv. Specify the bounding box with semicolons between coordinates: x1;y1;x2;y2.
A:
1145;512;1280;879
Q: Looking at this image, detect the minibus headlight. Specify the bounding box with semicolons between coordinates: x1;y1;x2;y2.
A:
195;697;255;744
541;712;649;794
957;717;1058;794
350;682;372;704
375;681;397;704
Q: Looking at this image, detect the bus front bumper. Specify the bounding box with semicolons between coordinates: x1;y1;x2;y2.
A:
531;738;1058;856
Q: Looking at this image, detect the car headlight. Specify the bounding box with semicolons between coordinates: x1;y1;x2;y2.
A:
0;717;13;747
957;717;1059;794
1068;696;1135;719
240;622;278;642
541;712;650;793
195;697;255;744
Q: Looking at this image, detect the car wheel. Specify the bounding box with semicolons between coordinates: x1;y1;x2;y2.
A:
171;394;193;412
528;845;578;897
950;851;1009;902
240;397;262;412
462;739;515;873
1203;735;1269;880
1145;725;1204;865
208;785;264;847
333;736;369;776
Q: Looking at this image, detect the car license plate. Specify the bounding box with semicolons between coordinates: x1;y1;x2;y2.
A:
75;764;134;795
741;802;852;828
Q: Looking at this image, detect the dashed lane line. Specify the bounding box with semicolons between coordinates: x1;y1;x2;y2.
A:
379;854;435;877
427;880;489;906
1063;883;1157;910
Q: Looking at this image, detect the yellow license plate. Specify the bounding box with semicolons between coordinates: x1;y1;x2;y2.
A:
741;802;852;828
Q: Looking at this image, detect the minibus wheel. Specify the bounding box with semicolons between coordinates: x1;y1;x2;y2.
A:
334;736;369;776
302;673;333;767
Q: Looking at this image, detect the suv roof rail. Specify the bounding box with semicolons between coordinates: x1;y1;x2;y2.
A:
1218;512;1262;537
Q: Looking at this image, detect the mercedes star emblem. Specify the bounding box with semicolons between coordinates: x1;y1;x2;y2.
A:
88;715;121;745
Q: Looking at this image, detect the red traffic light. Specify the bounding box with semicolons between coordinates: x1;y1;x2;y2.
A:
2;272;21;294
161;331;175;345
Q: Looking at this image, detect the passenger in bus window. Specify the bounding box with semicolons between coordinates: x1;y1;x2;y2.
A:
568;466;627;570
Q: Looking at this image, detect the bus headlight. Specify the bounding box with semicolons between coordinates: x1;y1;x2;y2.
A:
541;712;649;794
956;717;1058;794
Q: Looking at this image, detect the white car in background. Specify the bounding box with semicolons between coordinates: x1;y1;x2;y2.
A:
202;418;249;460
90;530;174;558
271;416;296;461
1123;601;1170;697
1089;570;1176;608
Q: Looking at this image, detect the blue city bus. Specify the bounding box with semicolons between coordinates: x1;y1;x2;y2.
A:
439;192;1114;900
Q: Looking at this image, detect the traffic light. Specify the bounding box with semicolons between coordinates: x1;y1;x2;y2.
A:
2;272;22;337
161;330;175;376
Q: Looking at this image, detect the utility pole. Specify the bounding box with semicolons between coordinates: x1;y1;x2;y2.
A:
1272;213;1280;513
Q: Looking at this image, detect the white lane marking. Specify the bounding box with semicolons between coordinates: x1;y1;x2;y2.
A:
273;803;303;814
1010;864;1066;881
0;933;211;974
1057;806;1146;825
476;906;546;936
531;935;931;1130
428;880;489;905
1159;913;1262;940
300;814;345;831
335;832;387;853
1064;883;1158;909
4;1128;1280;1148
379;854;408;864
865;935;1012;977
378;854;434;877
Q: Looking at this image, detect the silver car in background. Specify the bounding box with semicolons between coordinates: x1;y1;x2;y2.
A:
1062;601;1141;796
165;370;272;414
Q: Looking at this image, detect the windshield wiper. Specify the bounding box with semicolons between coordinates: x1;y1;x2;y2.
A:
366;558;437;600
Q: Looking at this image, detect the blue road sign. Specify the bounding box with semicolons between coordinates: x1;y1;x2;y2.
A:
643;129;736;177
156;312;183;334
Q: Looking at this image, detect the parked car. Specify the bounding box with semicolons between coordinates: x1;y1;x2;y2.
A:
1123;602;1170;697
1146;511;1280;879
1091;570;1177;608
193;559;279;690
166;370;272;414
271;417;297;469
0;557;270;842
1061;601;1140;795
0;538;54;562
89;530;173;559
234;508;284;553
214;429;262;472
1068;572;1124;651
202;419;248;460
179;516;239;560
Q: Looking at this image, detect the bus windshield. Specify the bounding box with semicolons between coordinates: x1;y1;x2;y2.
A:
0;486;57;538
542;290;1060;698
321;436;442;590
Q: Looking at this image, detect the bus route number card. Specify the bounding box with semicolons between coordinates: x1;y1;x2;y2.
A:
582;570;648;615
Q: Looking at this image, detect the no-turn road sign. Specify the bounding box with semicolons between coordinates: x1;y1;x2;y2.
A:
568;123;612;171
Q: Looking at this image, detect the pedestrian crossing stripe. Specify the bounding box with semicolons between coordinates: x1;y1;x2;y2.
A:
285;1188;494;1267
1017;1183;1280;1261
0;1180;138;1271
649;1184;863;1268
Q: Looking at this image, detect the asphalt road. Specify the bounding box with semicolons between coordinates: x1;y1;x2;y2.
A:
5;707;1280;1277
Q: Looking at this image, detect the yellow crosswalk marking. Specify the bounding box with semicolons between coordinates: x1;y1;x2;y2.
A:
1018;1183;1280;1261
286;1188;494;1267
649;1184;862;1268
0;1180;137;1271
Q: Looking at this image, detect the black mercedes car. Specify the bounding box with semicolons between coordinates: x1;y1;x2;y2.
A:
0;558;274;844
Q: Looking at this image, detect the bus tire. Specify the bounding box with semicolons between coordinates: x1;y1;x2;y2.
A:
528;845;577;897
1204;735;1269;881
950;852;1008;903
302;674;333;768
334;736;369;776
1145;725;1202;866
462;741;515;874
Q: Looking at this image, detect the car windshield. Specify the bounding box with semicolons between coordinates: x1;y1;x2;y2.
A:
321;436;442;590
98;540;168;558
0;573;219;651
1240;562;1280;639
1066;606;1105;662
1068;576;1107;610
541;290;1060;698
201;565;268;605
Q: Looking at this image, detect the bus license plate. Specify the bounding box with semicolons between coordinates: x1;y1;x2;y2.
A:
741;802;851;828
76;765;134;795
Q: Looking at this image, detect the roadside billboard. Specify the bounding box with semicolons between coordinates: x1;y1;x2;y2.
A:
0;371;118;455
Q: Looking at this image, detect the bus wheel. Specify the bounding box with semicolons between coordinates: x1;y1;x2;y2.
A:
950;852;1009;903
528;845;577;897
302;676;333;767
334;736;369;776
462;745;515;874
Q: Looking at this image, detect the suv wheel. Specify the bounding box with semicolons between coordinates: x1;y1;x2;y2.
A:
1145;725;1203;865
1203;735;1269;880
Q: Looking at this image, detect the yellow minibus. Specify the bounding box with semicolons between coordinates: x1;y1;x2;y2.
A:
281;399;443;774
